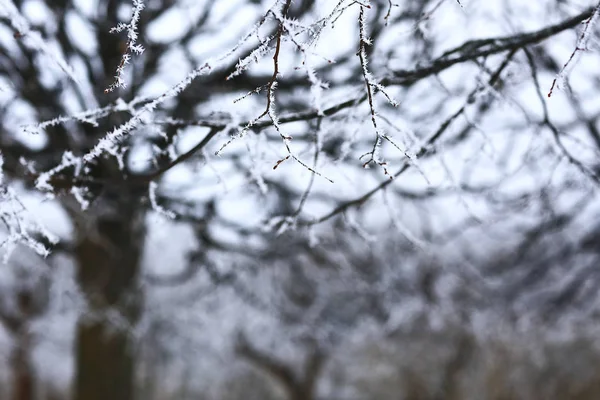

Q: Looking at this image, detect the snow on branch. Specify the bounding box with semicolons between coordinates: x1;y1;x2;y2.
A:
104;0;146;93
0;152;58;261
36;151;83;192
226;34;275;81
357;4;399;179
21;96;153;134
303;51;516;227
218;0;333;182
148;181;175;219
34;4;294;191
84;62;213;162
275;12;332;116
0;0;80;85
548;1;600;97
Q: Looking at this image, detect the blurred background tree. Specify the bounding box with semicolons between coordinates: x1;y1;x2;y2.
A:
0;0;600;399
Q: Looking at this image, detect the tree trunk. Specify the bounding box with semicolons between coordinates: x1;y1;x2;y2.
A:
11;332;33;400
70;190;145;400
2;282;49;400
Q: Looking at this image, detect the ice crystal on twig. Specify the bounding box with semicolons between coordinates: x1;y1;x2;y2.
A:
104;0;146;93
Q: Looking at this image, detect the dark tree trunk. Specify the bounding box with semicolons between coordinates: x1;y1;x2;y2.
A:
70;188;145;400
75;321;135;400
2;280;49;400
11;330;33;400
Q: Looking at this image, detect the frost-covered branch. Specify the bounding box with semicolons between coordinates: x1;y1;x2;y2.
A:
104;0;146;93
303;51;516;226
0;153;58;260
547;1;600;97
357;5;398;178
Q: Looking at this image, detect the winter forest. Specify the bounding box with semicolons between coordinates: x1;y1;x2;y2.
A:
1;0;600;399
